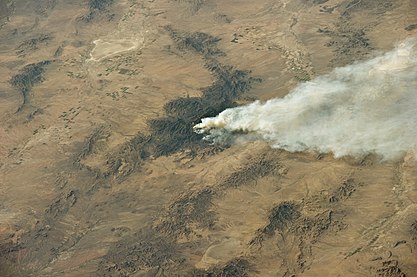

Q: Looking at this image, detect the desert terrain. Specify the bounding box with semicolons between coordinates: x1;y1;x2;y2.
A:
0;0;417;276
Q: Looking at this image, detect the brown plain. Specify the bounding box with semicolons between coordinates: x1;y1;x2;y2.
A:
0;0;417;276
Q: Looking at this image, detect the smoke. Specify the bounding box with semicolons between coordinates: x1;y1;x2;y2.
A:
194;39;417;160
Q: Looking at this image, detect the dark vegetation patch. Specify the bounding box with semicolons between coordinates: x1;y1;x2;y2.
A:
263;202;301;235
215;14;232;24
411;220;417;248
45;190;78;219
155;188;216;239
35;0;57;16
81;0;115;22
99;230;185;276
319;22;371;64
317;0;397;64
221;152;282;188
72;127;110;180
329;178;356;203
0;258;24;277
76;127;108;161
166;26;223;58
54;45;63;57
341;0;395;16
405;24;417;31
104;30;260;179
89;0;114;11
16;34;52;56
412;221;417;237
251;202;334;273
248;176;355;273
357;153;381;166
0;1;11;18
175;0;206;14
74;126;109;171
189;258;255;277
106;133;151;177
294;211;333;243
10;60;51;111
0;242;27;277
0;0;13;29
377;260;407;277
304;0;329;4
290;211;334;271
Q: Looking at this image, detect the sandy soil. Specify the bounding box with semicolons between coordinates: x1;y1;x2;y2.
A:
0;0;416;276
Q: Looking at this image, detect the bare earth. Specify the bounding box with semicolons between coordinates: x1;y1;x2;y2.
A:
0;0;417;276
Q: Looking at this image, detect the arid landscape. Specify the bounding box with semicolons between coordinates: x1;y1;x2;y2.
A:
0;0;417;276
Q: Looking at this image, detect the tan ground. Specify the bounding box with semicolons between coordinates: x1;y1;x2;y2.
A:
0;0;417;276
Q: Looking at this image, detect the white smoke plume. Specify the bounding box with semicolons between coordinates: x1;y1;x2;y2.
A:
194;39;417;160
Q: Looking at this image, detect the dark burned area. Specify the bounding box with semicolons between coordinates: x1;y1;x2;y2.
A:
105;29;261;178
